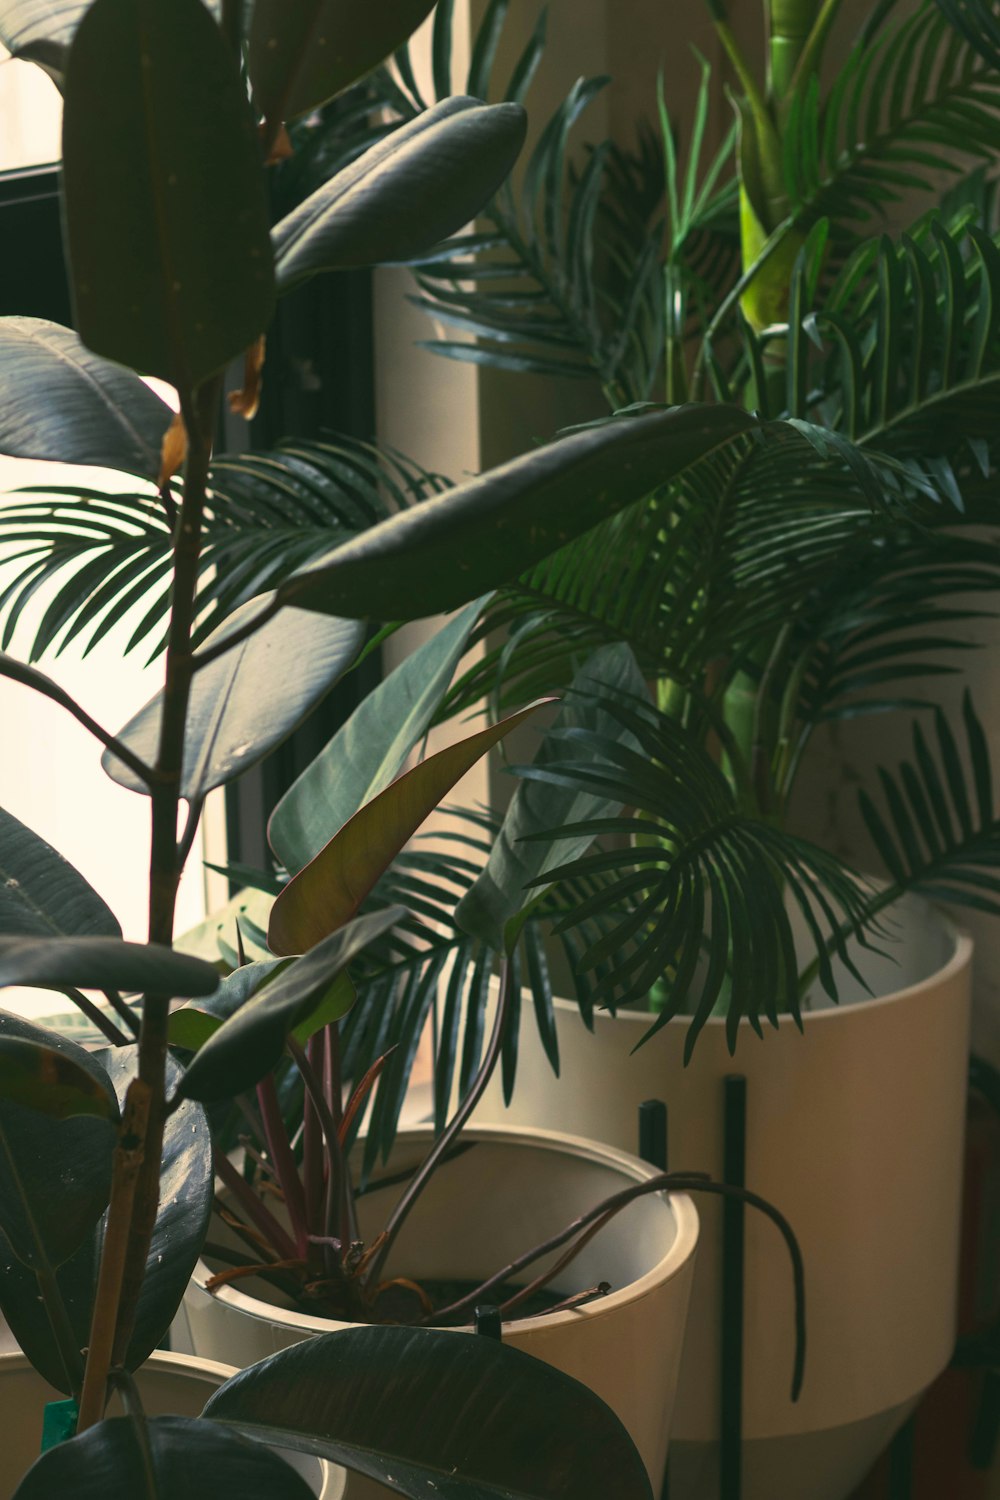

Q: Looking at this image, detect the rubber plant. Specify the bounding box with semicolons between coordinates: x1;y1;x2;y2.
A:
0;1;702;1496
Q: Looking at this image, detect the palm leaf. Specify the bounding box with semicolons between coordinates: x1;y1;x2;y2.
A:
857;691;1000;915
0;436;447;661
501;693;876;1057
786;1;1000;234
933;0;1000;72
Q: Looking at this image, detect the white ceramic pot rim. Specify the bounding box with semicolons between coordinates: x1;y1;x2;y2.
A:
556;909;972;1032
195;1123;699;1337
0;1348;238;1383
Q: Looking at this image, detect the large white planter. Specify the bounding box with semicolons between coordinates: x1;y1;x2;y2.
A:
469;893;973;1500
173;1125;699;1491
0;1349;342;1500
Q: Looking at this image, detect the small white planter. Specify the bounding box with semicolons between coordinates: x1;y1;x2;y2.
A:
0;1348;343;1499
173;1125;699;1490
467;893;972;1500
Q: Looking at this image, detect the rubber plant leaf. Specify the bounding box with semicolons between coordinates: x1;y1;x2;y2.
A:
61;0;275;388
0;1044;212;1391
169;959;354;1051
276;405;759;621
268;698;555;955
273;98;528;292
0;804;121;939
0;1036;118;1119
457;644;649;951
249;0;437;128
102;600;365;800
13;1415;315;1500
0;318;173;478
0;1020;117;1273
0;936;219;997
269;595;491;874
174;907;404;1103
203;1326;654;1500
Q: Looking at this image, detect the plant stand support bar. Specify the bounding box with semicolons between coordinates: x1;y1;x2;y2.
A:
722;1073;747;1500
638;1099;671;1500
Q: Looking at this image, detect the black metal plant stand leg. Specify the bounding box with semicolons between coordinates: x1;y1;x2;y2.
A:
721;1075;747;1500
639;1077;749;1500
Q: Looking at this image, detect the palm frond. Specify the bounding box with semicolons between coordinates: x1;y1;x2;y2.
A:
506;693;877;1058
0;436;447;661
858;691;1000;915
754;221;1000;514
786;0;1000;233
335;808;644;1170
933;0;1000;72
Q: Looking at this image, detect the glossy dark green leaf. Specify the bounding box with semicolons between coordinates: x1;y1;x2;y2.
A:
249;0;437;125
204;1326;653;1500
0;1036;118;1119
269;700;552;955
168;958;288;1050
13;1415;315;1500
0;803;121;940
0;1043;212;1390
61;0;274;387
101;1046;215;1372
102;600;365;799
269;595;490;874
273;98;527;292
0;1019;117;1272
174;908;404;1103
0;936;219;998
457;645;648;950
0;319;173;478
277;406;757;621
171;958;354;1051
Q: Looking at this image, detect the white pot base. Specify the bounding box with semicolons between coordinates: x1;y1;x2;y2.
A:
667;1397;916;1500
470;893;972;1500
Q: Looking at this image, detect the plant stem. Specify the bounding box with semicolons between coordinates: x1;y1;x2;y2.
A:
287;1034;355;1282
101;989;141;1039
213;1149;299;1261
786;0;845;100
427;1172;807;1402
366;957;513;1288
103;375;221;1378
76;1079;151;1433
302;1032;324;1265
691;218;795;398
257;1073;309;1256
57;987;130;1046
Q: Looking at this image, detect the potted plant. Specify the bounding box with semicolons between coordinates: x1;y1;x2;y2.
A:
311;2;1000;1495
10;0;986;1493
0;0;759;1494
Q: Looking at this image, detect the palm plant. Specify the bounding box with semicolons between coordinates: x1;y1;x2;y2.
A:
6;0;1000;1146
323;0;1000;1114
398;0;1000;1062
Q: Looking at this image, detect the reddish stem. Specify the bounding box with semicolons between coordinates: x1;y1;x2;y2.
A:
257;1073;309;1257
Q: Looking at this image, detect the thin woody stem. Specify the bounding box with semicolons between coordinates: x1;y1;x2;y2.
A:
213;1149;299;1261
426;1172;806;1403
99;375;221;1381
76;1081;151;1433
257;1072;309;1256
366;957;513;1288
